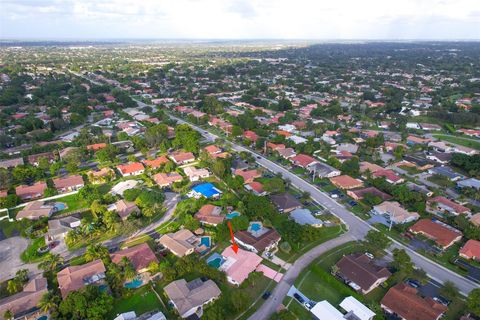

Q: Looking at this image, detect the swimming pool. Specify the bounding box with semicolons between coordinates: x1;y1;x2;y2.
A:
192;183;221;198
200;236;211;247
226;211;240;219
207;253;225;269
124;277;143;289
250;222;262;232
53;203;67;211
36;316;48;320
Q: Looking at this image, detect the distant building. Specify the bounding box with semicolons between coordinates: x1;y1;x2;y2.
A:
409;219;462;249
15;181;47;200
372;201;420;225
117;162;145;177
270;193;302;213
330;175;364;190
0;277;48;319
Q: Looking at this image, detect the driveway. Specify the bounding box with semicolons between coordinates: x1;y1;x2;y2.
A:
0;237;40;282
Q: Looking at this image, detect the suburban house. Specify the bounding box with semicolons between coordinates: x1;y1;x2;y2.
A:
108;199;140;220
290;154;318;168
204;145;229;159
243;130;258;142
428;166;465;181
46;215;81;243
339;296;376;320
87;143;107;151
57;259;107;298
117;162;145;177
164;278;221;319
289;208;323;227
169;151;195;165
142;155;169;169
234;168;261;184
310;300;346;320
406;182;434;197
330;175;364;190
347;187;392;201
0;277;48;319
471;213;480;227
308;162;341;178
15;181;47;200
270;193;302;213
359;161;383;174
409;219;463;249
194;204;224;226
277;147;296;159
153;172;183;187
381;283;447;320
311;296;375;320
183;166;210;181
159;229;199;257
372;169;404;184
244;181;267;196
426;152;452;164
335;253;391;294
427;196;471;216
459;239;480;261
371;201;420;225
406;135;431;146
111;243;159;276
457;178;480;190
0;157;24;169
110;180;140;197
234;226;281;254
87;167;115;184
53;175;84;193
17;201;55;220
27;152;56;166
219;247;263;285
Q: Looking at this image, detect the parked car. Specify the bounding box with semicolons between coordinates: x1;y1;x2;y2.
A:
304;301;315;309
293;293;304;303
405;278;420;288
433;296;450;306
262;291;271;300
364;252;374;259
348;200;358;206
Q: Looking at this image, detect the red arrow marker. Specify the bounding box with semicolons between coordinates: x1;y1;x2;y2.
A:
228;221;239;254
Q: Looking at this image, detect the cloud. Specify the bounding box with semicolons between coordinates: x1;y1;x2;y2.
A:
1;0;479;39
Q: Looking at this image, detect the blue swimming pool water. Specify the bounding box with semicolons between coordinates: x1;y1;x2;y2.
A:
226;211;240;219
192;183;221;198
54;203;66;211
124;278;143;289
200;236;211;247
36;316;48;320
207;253;225;269
250;223;262;232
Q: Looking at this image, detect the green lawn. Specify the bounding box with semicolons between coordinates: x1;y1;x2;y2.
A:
0;218;30;238
52;193;89;214
20;237;47;263
433;134;480;150
108;285;165;319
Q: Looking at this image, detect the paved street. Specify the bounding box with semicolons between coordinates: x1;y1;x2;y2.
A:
0;237;40;282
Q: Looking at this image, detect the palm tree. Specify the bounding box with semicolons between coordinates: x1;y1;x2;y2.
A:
38;292;58;313
85;244;109;262
7;279;21;294
39;253;64;272
3;310;13;320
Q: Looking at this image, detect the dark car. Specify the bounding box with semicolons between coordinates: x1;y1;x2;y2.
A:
348;200;358;206
262;291;271;300
293;293;304;303
405;278;420;288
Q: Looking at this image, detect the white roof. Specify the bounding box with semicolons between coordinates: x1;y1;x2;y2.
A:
113;311;136;320
310;300;345;320
110;180;140;196
339;296;375;320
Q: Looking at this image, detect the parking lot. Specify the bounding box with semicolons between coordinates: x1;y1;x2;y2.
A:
0;236;40;282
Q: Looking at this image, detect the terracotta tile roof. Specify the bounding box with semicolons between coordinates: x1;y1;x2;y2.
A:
330;175;364;190
117;162;144;175
221;247;263;284
459;239;480;260
234;169;261;183
336;253;391;292
142;156;169;168
53;175;84;190
409;219;462;248
267;142;285;150
275;130;292;137
471;213;480;226
111;243;159;271
359;161;383;174
169;151;195;164
291;154;318;168
428;196;470;214
153;172;183;187
347;187;392;201
0;276;48;317
57;259;106;298
243;130;259;142
373;169;403;183
15;181;47;200
204;145;221;154
247;181;264;194
194;204;224;225
381;283;447;320
87;143;107;151
27;151;55;164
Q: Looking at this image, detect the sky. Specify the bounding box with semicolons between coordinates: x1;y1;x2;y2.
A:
1;0;479;40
